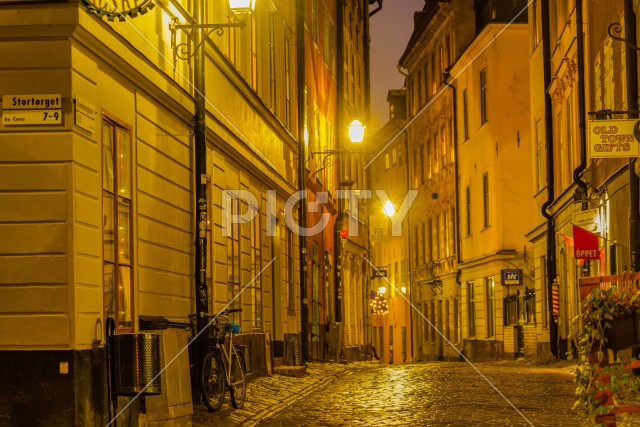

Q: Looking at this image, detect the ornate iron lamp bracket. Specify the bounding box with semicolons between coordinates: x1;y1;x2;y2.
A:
608;22;640;52
170;17;245;66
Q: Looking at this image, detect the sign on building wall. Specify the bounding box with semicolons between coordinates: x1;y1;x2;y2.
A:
573;224;600;259
2;94;62;126
572;208;601;233
501;269;522;286
588;119;640;158
74;96;97;133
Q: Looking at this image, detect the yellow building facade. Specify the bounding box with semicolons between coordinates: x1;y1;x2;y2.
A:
452;23;533;360
0;1;299;425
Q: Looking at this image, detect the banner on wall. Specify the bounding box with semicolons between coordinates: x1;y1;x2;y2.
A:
572;224;600;259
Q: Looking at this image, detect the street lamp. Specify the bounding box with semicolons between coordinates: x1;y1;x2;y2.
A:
307;119;367;181
170;1;254;338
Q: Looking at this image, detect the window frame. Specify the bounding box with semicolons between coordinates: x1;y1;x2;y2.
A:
102;115;134;333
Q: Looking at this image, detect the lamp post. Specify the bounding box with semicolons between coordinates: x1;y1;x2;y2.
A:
170;1;255;338
334;119;365;326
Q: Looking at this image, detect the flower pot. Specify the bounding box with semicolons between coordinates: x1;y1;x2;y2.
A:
604;314;636;350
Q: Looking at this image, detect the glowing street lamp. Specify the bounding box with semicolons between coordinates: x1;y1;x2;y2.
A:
348;119;365;143
382;200;395;217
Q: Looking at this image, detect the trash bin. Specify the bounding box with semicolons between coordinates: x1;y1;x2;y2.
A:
110;333;162;395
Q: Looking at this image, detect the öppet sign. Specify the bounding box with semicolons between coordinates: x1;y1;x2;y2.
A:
573;224;600;259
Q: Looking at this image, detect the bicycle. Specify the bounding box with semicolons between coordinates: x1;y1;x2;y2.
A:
190;308;246;412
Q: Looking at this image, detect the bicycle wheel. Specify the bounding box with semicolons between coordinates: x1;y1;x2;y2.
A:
199;351;225;412
229;347;246;409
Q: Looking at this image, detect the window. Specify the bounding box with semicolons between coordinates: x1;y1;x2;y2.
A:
532;0;541;49
467;281;476;337
449;207;455;256
440;125;446;167
286;228;295;310
249;15;258;90
486;277;495;337
462;89;469;140
414;225;420;266
466;185;471;236
443;210;450;258
284;31;292;129
535;119;544;191
323;1;329;64
385;153;390;170
541;256;548;329
103;117;133;332
419;144;424;184
427;218;433;263
227;196;241;312
482;173;489;228
392;147;397;165
426;138;432;179
250;207;262;328
312;0;318;44
480;68;488;124
566;96;574;178
431;54;436;94
420;223;426;264
434;215;440;261
268;12;277;114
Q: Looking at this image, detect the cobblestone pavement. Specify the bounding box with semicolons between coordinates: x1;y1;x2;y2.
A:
193;359;640;426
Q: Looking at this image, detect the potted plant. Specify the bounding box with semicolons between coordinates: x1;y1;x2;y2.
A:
569;286;640;422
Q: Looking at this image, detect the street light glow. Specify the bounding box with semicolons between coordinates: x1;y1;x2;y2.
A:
382;200;395;217
229;0;256;13
348;119;365;143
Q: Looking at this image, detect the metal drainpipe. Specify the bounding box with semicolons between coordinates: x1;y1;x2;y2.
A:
624;0;640;272
540;0;558;358
194;0;209;343
334;0;345;324
573;0;588;204
363;0;375;360
296;0;309;365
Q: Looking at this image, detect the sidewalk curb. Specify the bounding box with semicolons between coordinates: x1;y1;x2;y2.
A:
245;365;353;426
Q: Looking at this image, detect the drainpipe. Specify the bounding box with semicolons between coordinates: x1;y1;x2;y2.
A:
334;0;345;323
296;0;309;364
573;0;588;204
624;0;640;272
541;0;558;358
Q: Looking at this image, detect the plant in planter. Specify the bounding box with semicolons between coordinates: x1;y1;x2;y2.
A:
569;286;640;422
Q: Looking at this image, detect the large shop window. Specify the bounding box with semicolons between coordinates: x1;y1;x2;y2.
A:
103;118;133;332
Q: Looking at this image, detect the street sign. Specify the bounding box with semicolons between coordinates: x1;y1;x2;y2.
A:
74;96;97;133
501;269;522;286
372;269;387;278
340;229;348;238
2;94;62;126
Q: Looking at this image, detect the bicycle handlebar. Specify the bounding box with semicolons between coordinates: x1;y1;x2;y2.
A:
196;308;243;318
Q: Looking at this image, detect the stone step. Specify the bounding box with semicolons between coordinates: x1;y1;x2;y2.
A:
273;365;307;378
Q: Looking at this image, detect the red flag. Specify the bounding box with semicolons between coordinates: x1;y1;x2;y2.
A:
573;224;600;259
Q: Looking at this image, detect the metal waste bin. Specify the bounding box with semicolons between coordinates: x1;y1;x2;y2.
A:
110;333;161;395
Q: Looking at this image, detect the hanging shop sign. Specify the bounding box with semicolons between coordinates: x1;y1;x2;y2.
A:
588;119;640;158
501;269;523;286
80;0;155;21
572;208;601;233
572;224;600;259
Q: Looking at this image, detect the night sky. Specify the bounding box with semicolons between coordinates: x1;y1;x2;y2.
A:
369;0;424;132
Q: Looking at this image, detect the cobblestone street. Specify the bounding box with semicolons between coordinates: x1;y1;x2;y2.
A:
259;361;581;426
193;359;614;426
